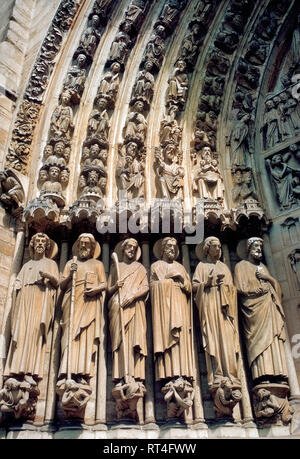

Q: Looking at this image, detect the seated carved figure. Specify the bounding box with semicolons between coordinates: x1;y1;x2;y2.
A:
192;146;224;201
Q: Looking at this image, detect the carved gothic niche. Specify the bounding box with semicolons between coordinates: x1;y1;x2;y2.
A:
265;144;300;211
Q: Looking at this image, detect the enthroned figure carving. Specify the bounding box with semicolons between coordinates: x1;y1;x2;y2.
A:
192;146;224;201
1;233;59;421
192;237;241;420
56;234;107;420
108;239;149;423
150;238;194;422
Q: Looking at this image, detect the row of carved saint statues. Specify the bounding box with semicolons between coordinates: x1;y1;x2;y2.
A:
0;233;292;426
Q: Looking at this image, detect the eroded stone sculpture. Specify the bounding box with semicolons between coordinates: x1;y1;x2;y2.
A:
56;234;107;419
1;233;59;421
192;237;241;420
108;239;149;423
150;237;194;422
234;237;291;425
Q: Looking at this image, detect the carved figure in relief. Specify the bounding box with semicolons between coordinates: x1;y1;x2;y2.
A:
266;153;295;209
0;170;24;210
97;62;121;105
123;100;147;144
116;155;144;199
161;377;194;421
160;105;182;147
108;239;148;422
230;112;253;166
192;237;241;419
50;91;74;140
193;237;240;388
63;53;87;99
1;233;59;419
155;144;184;199
41;165;63;193
289;249;300;289
144;24;165;69
132;60;155;106
253;388;292;426
291;14;300;72
150;238;194;383
180;23;200;65
79;14;101;56
87;97;110;141
109;21;131;65
166;59;189;109
234;238;288;384
57;234;107;418
277;92;296;140
261;99;280;149
240;169;259;203
125;0;147;29
192;146;224;201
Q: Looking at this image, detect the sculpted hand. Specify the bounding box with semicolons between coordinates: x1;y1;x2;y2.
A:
121;297;134;308
70;262;78;273
256;269;270;282
216;273;225;285
85;287;99;297
205;268;214;288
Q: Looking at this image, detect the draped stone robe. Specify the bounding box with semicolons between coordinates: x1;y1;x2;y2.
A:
4;257;59;380
108;261;148;381
150;260;194;381
58;258;106;379
193;260;240;388
234;260;288;381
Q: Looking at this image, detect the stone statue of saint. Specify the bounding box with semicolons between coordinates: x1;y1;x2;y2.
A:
150;237;194;382
57;233;107;418
107;239;149;422
234;237;288;384
155;144;184;199
192;237;241;418
2;233;59;419
50;90;74;140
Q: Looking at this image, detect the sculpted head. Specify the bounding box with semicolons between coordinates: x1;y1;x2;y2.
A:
161;237;178;262
203;236;221;262
247;237;263;262
30;233;51;259
77;233;96;260
122;238;138;262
